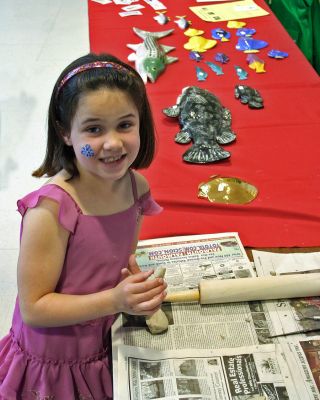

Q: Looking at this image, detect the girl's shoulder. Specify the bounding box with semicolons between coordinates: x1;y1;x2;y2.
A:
130;170;163;216
17;183;80;233
130;170;150;199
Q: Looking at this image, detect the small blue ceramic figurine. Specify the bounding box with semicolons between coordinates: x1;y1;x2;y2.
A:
195;66;208;81
234;65;248;80
236;37;268;51
215;53;230;64
211;28;231;41
206;61;223;75
268;49;289;59
189;51;203;62
236;28;256;37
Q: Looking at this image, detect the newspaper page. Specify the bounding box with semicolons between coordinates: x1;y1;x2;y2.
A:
252;250;320;338
281;338;320;400
117;343;297;399
135;233;253;295
112;234;278;397
113;233;278;353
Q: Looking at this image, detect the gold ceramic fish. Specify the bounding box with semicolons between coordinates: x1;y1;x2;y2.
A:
227;21;246;29
198;176;258;204
184;28;204;37
184;36;217;52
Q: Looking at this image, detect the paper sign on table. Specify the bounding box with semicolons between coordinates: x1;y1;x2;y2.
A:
190;0;269;22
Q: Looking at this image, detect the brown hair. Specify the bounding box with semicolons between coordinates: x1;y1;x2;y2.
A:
33;53;156;178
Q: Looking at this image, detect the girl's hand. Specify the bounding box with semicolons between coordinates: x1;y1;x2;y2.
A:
120;254;141;280
112;269;167;316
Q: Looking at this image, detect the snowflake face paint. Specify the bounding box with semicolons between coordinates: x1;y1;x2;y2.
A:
80;144;95;158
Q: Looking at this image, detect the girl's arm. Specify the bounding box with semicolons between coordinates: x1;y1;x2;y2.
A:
18;198;166;328
130;170;150;253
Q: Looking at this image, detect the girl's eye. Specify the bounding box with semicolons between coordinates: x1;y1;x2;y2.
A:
87;126;101;134
119;121;134;130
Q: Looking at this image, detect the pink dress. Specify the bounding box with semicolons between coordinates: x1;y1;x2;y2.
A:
0;170;162;400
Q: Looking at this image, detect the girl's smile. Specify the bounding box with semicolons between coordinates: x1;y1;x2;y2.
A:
66;88;140;183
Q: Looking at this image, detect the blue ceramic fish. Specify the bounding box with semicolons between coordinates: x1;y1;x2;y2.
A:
268;49;289;59
189;51;203;62
163;86;236;164
236;37;268;52
196;66;208;81
215;53;229;64
211;28;231;41
206;61;223;75
127;27;178;83
234;65;248;80
236;28;256;37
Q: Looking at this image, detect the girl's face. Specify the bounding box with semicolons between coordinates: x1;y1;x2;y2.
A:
65;88;140;183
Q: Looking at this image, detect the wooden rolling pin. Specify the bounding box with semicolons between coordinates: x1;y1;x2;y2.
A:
164;273;320;304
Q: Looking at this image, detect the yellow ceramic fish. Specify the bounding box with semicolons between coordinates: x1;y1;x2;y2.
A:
249;61;266;73
227;21;246;29
198;176;258;204
184;28;204;37
247;54;266;73
184;36;217;52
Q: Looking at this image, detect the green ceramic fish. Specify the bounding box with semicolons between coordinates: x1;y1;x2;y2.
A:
127;27;178;83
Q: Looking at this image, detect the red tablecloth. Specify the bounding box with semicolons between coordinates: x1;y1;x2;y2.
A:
88;0;320;247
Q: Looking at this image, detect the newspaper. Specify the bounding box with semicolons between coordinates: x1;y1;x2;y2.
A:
113;234;284;352
252;250;320;338
252;250;320;276
112;239;320;398
116;343;300;399
282;338;320;399
135;233;253;294
113;233;274;354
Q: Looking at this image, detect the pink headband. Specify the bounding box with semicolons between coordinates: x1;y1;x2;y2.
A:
56;61;133;96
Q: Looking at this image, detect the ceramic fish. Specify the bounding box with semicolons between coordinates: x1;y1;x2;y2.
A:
174;15;190;30
189;51;203;62
198;176;258;204
236;37;268;52
184;36;217;53
234;65;248;80
215;52;229;64
127;27;178;83
163;86;236;164
247;54;265;73
227;21;246;29
268;49;288;59
184;28;204;37
234;85;264;109
211;28;231;41
236;28;256;37
206;61;223;75
195;66;208;81
154;11;170;25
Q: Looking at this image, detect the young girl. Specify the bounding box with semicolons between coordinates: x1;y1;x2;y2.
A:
0;53;167;399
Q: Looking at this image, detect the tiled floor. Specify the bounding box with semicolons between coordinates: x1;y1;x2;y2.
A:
0;0;89;337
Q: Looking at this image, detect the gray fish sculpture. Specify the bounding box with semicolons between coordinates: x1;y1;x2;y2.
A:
163;86;236;164
127;27;178;83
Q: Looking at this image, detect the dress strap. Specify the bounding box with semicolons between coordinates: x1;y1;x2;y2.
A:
129;169;138;202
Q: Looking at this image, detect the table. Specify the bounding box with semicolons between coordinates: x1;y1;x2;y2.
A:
88;0;320;248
